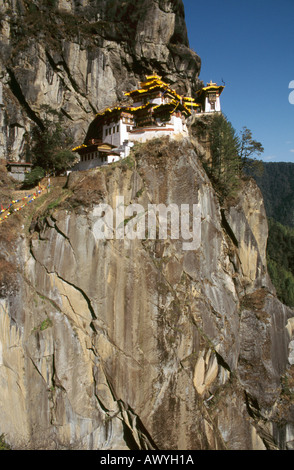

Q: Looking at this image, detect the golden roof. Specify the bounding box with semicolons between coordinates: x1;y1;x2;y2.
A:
72;144;87;152
95;102;153;118
140;73;162;86
95;106;124;116
125;74;182;101
196;84;225;95
152;99;191;117
183;97;201;107
72;142;116;153
145;73;162;80
140;78;165;88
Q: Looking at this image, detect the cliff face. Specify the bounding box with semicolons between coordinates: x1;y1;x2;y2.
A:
1;0;294;452
1;137;294;450
0;0;201;161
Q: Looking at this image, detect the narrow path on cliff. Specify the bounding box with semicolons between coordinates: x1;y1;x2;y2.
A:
0;176;67;224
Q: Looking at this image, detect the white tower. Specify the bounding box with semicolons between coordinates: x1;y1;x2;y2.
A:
196;81;224;113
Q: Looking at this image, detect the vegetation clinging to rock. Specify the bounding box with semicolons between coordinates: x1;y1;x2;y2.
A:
191;113;264;202
25;106;76;176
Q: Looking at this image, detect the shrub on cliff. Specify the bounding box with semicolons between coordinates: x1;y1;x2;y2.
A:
205;113;241;199
26;106;76;176
192;113;264;202
0;433;10;450
23;166;45;188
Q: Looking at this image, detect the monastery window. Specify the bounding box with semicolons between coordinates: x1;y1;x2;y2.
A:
113;127;115;134
208;93;217;103
117;125;119;132
105;128;108;136
99;154;107;162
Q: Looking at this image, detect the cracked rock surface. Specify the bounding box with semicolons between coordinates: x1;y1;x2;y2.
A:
0;138;294;449
0;0;201;161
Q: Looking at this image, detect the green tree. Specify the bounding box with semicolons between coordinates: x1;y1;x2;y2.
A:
239;126;264;175
266;218;294;307
23;166;45;188
204;116;265;200
207;113;241;199
27;106;76;175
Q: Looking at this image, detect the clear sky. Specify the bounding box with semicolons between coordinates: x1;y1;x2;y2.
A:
183;0;294;163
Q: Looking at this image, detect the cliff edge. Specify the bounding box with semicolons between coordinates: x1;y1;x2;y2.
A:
0;137;294;450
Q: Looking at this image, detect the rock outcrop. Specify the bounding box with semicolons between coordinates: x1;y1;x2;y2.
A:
0;0;201;161
0;137;294;450
1;0;294;452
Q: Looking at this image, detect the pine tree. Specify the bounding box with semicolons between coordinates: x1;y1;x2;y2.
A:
239;126;264;175
207;113;241;198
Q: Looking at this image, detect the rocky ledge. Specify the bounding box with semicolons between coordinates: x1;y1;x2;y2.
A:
0;137;293;450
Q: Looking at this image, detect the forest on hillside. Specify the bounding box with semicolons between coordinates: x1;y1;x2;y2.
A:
249;162;294;308
252;162;294;228
267;218;294;307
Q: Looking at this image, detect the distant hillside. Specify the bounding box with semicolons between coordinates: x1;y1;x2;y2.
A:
249;161;294;227
247;161;294;307
267;218;294;307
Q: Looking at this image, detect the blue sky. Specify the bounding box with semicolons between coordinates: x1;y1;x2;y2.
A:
183;0;294;162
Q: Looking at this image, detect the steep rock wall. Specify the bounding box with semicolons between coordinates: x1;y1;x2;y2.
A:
0;0;201;161
0;138;294;450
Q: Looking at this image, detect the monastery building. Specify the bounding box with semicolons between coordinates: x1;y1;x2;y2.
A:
72;74;224;171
